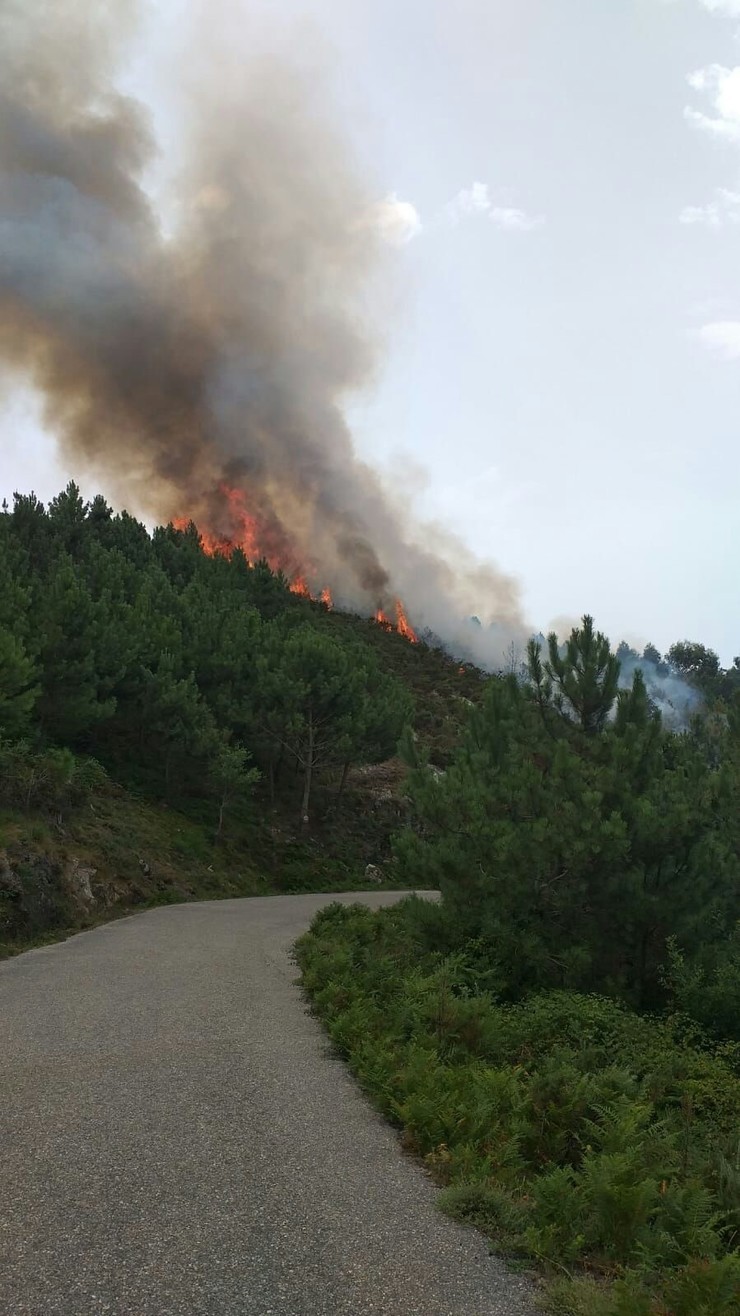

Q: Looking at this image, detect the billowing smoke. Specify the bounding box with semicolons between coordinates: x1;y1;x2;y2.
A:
0;0;524;660
617;655;702;730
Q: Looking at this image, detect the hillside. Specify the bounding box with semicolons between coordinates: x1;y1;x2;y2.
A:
296;619;740;1316
0;484;483;952
4;482;740;1313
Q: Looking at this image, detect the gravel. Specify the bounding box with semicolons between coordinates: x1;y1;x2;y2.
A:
0;892;538;1315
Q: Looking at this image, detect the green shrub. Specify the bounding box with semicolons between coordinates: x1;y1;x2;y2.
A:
296;900;740;1315
0;740;108;813
663;935;740;1043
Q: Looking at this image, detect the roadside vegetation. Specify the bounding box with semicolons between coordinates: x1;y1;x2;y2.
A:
298;619;740;1315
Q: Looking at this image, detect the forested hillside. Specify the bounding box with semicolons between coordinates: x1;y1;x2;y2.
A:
0;483;486;948
4;481;740;1309
2;482;739;963
299;619;740;1316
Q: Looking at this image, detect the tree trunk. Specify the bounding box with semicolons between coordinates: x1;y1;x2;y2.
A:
300;718;314;828
336;760;351;802
216;794;226;841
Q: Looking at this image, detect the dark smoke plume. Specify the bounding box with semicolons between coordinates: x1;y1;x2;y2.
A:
0;0;525;658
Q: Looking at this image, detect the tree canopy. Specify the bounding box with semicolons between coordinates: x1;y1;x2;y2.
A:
398;617;740;1017
0;484;413;833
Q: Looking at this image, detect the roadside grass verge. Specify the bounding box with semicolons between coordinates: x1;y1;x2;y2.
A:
296;899;740;1316
0;786;268;956
0;775;414;956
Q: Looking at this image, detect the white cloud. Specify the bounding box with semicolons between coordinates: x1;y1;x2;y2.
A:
489;206;545;232
698;1;740;15
369;182;543;247
373;193;422;246
680;185;740;224
685;64;740;142
445;180;492;222
698;319;740;357
444;181;543;231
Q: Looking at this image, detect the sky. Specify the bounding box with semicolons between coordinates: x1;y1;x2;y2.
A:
2;0;739;661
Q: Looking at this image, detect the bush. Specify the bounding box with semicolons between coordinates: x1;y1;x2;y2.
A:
0;740;108;813
662;935;740;1043
296;900;740;1315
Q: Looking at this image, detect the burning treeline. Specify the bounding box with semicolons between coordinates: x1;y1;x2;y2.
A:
171;484;418;643
0;1;524;660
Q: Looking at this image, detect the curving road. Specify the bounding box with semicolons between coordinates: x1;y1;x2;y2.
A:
0;893;536;1315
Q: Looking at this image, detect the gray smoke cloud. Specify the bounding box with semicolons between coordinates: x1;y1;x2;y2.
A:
0;0;525;657
617;655;702;730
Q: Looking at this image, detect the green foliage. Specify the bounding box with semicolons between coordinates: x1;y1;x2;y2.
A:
30;553;118;741
662;936;740;1043
539;614;620;733
668;641;721;694
297;901;740;1316
0;484;418;827
208;743;260;839
395;620;740;1012
0;482;472;943
0;741;108;813
0;627;39;737
256;622;412;823
0;783;268;951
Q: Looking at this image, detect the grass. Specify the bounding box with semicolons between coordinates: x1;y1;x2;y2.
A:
0;760;420;956
0;786;260;956
296;899;740;1316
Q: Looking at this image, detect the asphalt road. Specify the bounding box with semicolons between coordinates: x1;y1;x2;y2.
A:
0;893;537;1315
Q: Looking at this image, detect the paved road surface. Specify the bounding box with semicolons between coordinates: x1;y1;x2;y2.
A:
1;893;537;1315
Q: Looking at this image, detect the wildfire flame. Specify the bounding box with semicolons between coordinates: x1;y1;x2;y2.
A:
174;484;417;643
374;602;418;643
289;576;310;598
395;599;418;644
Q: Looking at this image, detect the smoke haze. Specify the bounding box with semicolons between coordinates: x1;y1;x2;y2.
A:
0;0;525;660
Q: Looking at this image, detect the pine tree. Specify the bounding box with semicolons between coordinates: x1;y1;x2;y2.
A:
47;482;89;556
256;623;410;825
135;653;217;792
0;627;39;738
30;555;117;742
541;614;620;734
397;632;739;1007
208;743;260;840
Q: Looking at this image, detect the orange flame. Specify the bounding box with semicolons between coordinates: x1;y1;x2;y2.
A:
218;486;262;562
174;487;418;644
394;599;418;644
172;483;313;595
373;602;417;642
289;575;311;598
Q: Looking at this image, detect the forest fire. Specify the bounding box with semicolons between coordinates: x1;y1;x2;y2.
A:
289;576;310;598
174;488;418;643
0;1;528;689
395;599;418;644
173;481;312;586
374;602;418;643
